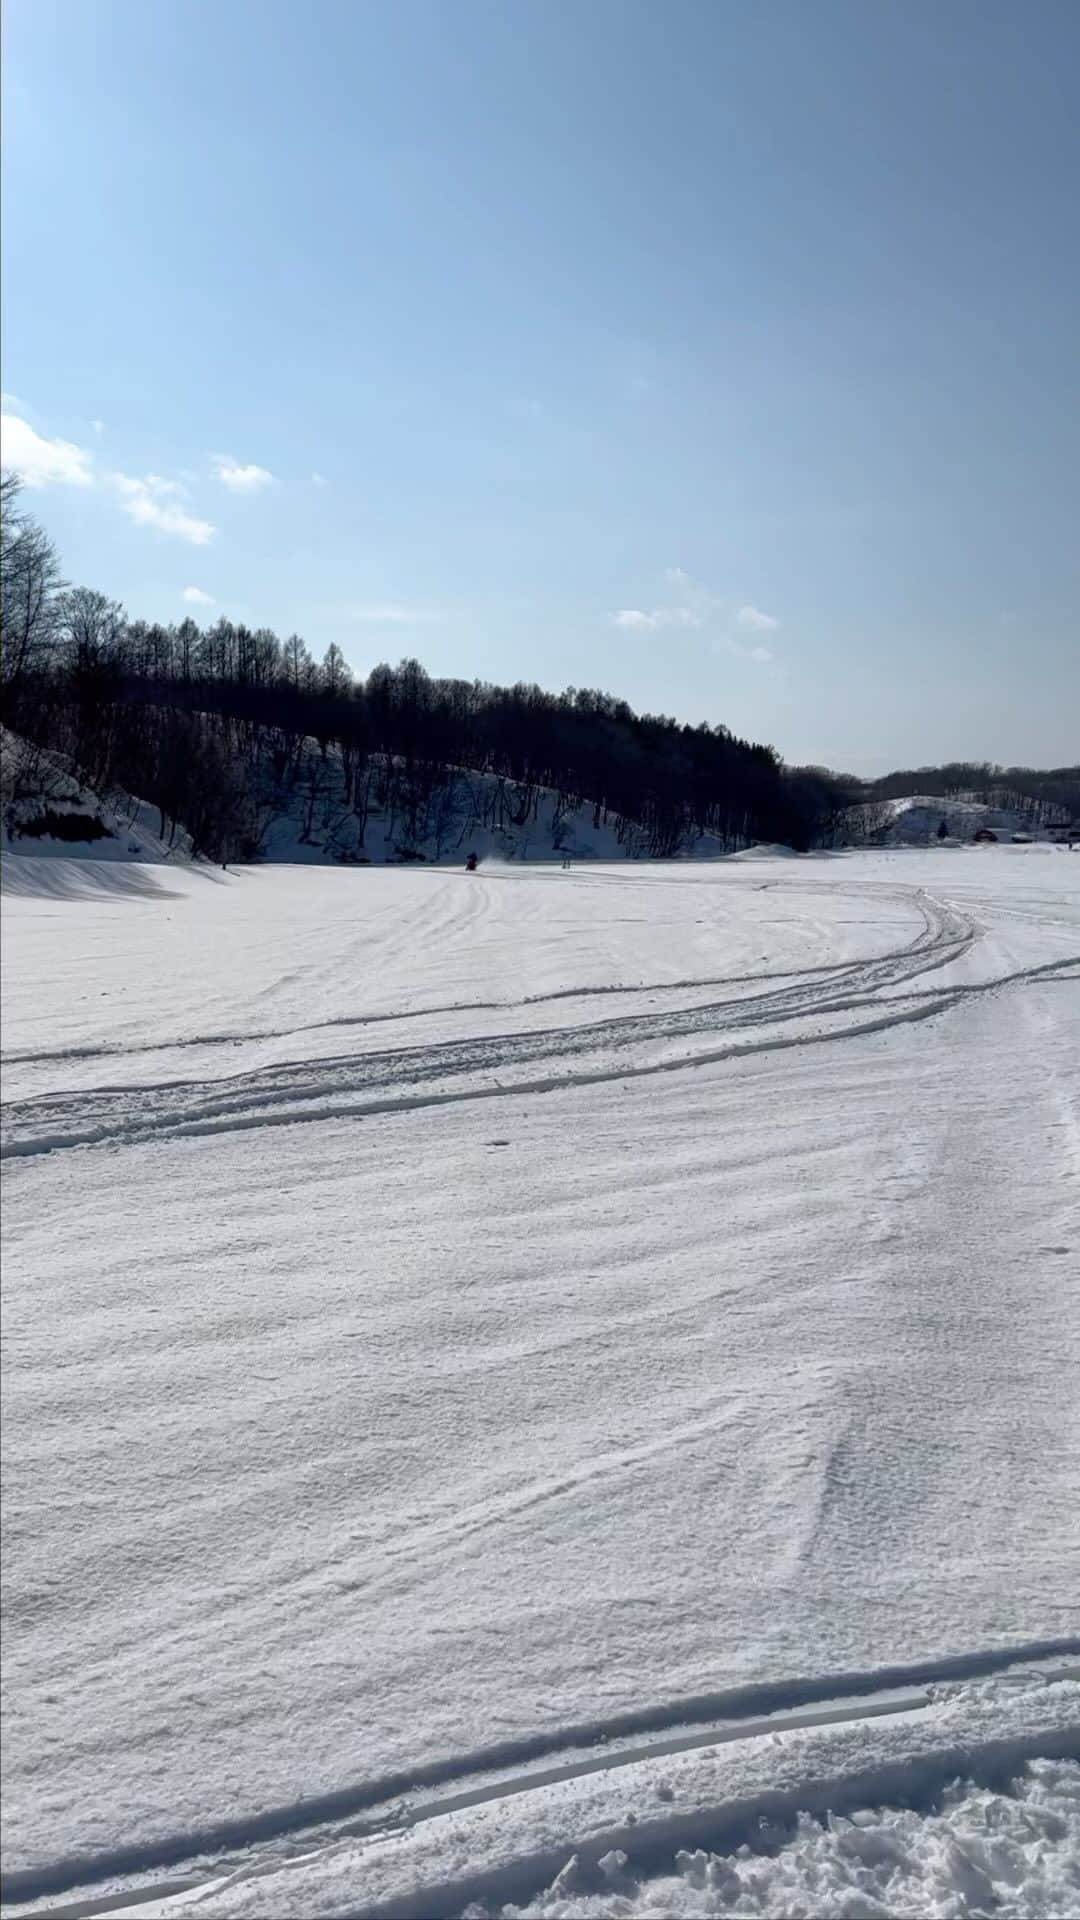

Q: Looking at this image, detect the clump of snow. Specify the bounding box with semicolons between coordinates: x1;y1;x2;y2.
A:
509;1759;1080;1918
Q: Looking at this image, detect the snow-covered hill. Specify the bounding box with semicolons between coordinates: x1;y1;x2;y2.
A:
258;757;724;865
1;730;733;868
252;737;742;865
0;730;190;866
843;791;1073;847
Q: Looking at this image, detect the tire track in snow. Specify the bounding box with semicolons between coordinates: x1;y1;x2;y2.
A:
0;890;968;1124
0;880;958;1070
6;887;1075;1166
4;952;1076;1164
0;940;909;1070
5;1643;1077;1909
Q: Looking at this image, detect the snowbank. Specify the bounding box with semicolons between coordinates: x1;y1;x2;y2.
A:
510;1757;1080;1919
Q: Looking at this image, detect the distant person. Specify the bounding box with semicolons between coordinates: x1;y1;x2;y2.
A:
465;851;478;872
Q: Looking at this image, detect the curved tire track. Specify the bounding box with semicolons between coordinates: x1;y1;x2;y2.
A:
4;906;1076;1163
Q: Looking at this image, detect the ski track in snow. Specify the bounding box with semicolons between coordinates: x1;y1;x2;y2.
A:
2;847;1079;1913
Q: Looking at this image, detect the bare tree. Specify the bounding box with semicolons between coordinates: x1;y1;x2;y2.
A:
57;586;126;666
0;471;65;691
320;642;350;698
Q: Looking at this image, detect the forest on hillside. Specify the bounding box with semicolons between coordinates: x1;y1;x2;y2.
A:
2;474;1076;861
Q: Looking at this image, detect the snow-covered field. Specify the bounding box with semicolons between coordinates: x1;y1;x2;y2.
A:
2;845;1079;1916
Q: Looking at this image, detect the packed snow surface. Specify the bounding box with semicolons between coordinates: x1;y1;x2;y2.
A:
1;845;1078;1914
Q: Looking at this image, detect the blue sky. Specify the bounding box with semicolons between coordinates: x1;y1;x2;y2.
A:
3;0;1077;773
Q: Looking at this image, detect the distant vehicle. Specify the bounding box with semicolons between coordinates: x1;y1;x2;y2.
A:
973;827;998;843
1011;831;1034;844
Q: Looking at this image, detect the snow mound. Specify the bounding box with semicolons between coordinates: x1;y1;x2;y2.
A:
511;1759;1080;1919
726;842;800;860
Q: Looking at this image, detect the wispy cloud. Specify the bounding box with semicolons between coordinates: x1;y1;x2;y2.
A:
182;585;215;606
91;419;105;436
213;453;274;493
610;567;715;634
610;569;781;665
310;470;329;488
341;603;443;625
736;604;780;633
611;605;700;631
1;412;94;488
113;473;216;545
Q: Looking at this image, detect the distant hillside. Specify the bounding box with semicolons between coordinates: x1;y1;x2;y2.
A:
1;728;733;869
0;476;812;861
838;789;1077;847
3;474;1075;864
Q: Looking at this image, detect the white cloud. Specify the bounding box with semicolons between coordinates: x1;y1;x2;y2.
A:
113;473;216;545
310;470;329;488
182;586;215;606
0;408;220;546
1;392;28;413
1;413;93;488
213;453;274;492
91;419;105;435
611;567;716;634
611;570;780;667
736;604;780;632
611;604;701;632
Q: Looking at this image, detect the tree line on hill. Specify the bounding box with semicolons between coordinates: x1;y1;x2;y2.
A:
2;473;1075;861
